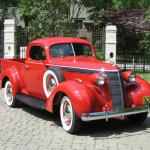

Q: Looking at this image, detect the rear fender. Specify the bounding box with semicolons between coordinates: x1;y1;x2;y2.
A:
0;68;20;96
126;76;150;107
46;80;98;117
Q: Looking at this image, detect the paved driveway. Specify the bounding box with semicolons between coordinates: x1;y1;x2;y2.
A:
0;90;150;150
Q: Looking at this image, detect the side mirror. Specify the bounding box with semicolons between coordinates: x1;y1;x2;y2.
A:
110;52;114;58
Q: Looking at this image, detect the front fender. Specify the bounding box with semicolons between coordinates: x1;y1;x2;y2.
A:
0;68;20;96
46;80;99;117
126;76;150;107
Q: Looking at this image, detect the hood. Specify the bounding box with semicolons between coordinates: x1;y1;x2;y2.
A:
50;56;119;71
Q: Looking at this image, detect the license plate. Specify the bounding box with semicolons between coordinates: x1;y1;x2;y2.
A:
143;96;150;104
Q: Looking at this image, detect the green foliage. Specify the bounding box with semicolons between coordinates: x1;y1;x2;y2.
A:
85;0;150;27
94;40;102;49
96;50;105;60
139;8;150;54
0;0;18;21
112;0;150;10
19;0;83;38
139;32;150;54
94;39;104;60
83;0;113;26
82;0;112;10
90;8;106;26
145;7;150;21
0;0;18;8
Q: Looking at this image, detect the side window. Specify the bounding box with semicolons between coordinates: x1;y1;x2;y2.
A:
30;46;46;60
73;44;93;56
82;44;93;56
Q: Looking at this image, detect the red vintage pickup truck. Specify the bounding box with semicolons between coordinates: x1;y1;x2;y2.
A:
0;37;150;134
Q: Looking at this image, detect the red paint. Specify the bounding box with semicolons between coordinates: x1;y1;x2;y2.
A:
0;37;150;119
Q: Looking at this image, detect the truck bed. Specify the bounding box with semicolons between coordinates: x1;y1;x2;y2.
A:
0;58;25;65
0;58;26;90
4;58;25;63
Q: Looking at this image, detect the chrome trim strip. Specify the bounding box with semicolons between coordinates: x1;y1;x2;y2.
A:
81;105;149;121
53;65;119;72
44;64;119;72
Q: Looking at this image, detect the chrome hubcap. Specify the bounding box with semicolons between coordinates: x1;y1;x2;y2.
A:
46;76;57;92
6;84;13;102
63;101;72;126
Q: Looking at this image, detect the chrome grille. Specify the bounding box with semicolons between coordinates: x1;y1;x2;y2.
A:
105;71;124;110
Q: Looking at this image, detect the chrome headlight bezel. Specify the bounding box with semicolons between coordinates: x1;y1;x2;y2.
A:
97;74;105;85
129;73;136;82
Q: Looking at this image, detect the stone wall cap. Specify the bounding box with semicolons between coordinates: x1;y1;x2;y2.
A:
105;25;117;31
4;19;15;25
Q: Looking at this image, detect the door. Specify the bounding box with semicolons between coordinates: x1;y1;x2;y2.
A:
25;45;47;100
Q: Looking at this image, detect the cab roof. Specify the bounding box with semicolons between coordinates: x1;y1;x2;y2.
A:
29;37;92;47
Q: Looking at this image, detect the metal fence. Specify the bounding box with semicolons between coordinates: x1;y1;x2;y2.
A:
116;29;150;72
4;25;150;73
116;53;150;72
16;27;105;58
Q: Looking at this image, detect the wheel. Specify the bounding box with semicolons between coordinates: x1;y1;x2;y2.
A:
127;112;148;124
4;81;17;107
60;96;81;134
43;67;64;98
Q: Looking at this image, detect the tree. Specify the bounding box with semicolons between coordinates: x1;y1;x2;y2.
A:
112;0;150;10
83;0;150;53
0;0;18;21
81;0;113;26
139;8;150;54
19;0;84;38
81;0;150;27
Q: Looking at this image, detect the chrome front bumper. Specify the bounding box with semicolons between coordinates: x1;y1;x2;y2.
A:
81;105;149;121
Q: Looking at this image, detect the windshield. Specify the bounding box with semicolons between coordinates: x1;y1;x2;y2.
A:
50;43;93;58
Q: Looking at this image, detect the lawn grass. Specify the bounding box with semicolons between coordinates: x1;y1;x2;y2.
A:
137;73;150;82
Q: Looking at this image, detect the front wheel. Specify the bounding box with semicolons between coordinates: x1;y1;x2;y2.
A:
60;96;81;134
127;112;148;124
4;81;17;107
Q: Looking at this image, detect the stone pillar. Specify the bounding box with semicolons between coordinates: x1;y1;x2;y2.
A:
105;25;117;64
4;19;16;58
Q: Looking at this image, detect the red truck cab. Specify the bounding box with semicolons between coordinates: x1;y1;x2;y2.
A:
0;37;150;134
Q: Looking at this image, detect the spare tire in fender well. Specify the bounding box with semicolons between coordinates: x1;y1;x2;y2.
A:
48;67;65;83
43;67;65;98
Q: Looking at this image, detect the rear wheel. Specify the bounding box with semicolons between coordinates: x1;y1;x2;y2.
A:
4;81;17;107
60;96;81;134
127;112;148;124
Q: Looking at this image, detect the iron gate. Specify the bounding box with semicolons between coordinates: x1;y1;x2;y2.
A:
16;27;105;59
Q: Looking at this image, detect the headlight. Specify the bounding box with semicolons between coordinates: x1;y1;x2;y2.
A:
129;73;136;82
122;71;136;82
97;75;105;85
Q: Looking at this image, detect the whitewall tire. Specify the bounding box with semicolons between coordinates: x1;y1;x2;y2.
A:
43;70;59;98
43;67;64;98
60;96;81;134
4;81;16;107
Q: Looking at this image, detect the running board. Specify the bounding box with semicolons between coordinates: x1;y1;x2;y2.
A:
15;94;46;110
